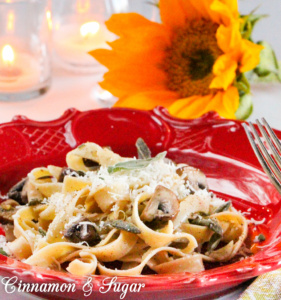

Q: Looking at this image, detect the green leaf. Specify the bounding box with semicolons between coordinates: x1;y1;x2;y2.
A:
257;234;266;242
0;248;9;257
106;220;141;234
38;227;46;237
253;41;281;82
207;233;222;251
240;7;267;40
234;73;251;95
28;199;43;206
235;93;253;120
214;201;232;213
189;216;223;236
136;138;151;159
108;152;167;174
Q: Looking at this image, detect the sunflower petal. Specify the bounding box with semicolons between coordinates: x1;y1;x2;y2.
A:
189;0;212;20
239;40;264;73
169;86;239;119
210;54;237;90
90;47;166;71
105;13;157;37
216;22;241;53
180;0;201;19
220;86;239;117
99;66;168;98
114;91;178;110
159;0;189;28
210;0;239;25
168;95;213;119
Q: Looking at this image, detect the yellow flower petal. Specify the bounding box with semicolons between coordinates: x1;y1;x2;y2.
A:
169;86;239;119
216;22;241;53
222;86;239;116
159;0;196;28
239;40;264;73
189;0;212;20
114;91;178;110
90;0;259;120
168;94;213;119
206;86;239;118
100;65;168;98
210;0;239;25
105;13;157;37
210;54;237;90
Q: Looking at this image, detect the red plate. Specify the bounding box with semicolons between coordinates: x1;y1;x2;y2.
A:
0;106;280;300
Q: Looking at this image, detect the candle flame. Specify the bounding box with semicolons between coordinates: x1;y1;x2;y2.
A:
7;11;15;32
46;10;53;30
2;45;15;66
80;22;100;39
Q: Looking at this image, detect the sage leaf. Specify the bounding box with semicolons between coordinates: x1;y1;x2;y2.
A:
108;151;167;174
214;201;232;213
257;234;266;242
28;199;43;206
136;138;151;159
0;248;9;257
207;233;222;252
38;227;46;237
189;216;223;236
106;220;141;234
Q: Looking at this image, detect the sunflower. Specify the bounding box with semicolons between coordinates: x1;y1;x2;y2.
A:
90;0;263;119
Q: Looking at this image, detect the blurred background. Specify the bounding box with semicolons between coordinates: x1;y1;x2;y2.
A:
0;0;280;129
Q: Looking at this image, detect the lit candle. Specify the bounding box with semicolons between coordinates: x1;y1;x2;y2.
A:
0;44;41;92
53;21;115;66
0;45;21;82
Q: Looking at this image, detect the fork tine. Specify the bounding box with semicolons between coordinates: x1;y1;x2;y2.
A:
256;119;281;169
242;123;281;195
262;118;281;153
249;122;281;181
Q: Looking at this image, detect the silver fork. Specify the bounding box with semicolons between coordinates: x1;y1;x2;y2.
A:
242;118;281;195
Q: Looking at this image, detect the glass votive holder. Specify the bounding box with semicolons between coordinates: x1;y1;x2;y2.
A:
0;0;52;102
52;0;116;74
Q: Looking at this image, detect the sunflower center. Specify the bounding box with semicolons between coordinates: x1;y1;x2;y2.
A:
187;49;215;80
162;19;223;98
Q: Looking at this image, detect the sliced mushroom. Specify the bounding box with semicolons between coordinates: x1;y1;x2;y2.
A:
7;178;28;205
58;167;86;182
64;219;101;246
141;185;179;222
82;158;100;171
0;199;20;224
106;220;141;234
176;166;208;191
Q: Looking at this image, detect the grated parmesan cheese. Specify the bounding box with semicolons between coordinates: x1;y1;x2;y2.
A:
0;235;10;255
248;217;266;225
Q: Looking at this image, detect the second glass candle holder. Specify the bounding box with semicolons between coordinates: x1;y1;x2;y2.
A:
52;0;116;74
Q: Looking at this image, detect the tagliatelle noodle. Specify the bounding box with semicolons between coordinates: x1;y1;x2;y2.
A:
132;193;198;252
97;247;191;276
66;251;98;276
3;142;251;275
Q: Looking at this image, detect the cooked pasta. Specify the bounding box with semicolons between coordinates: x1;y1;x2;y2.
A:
1;139;249;275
